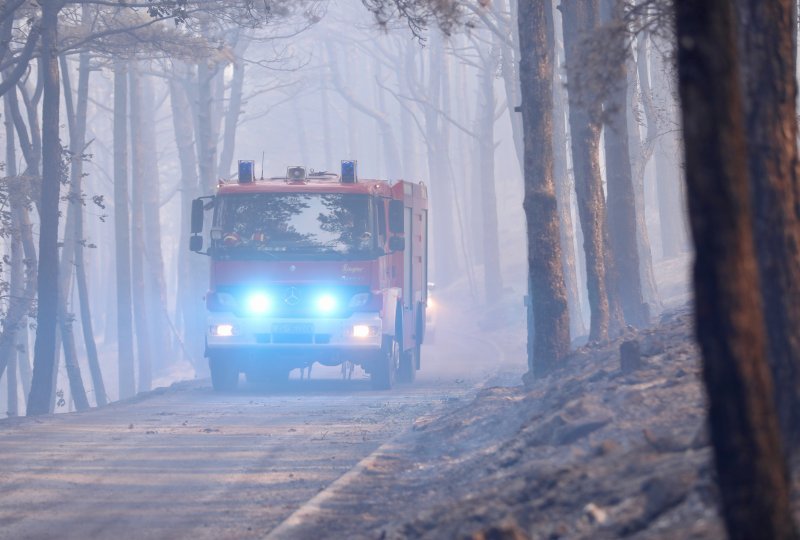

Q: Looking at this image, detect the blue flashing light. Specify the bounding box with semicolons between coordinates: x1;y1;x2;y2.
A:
238;160;255;183
316;294;338;315
245;292;272;315
341;160;357;183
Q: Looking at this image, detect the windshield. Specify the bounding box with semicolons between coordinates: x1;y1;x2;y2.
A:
212;193;379;260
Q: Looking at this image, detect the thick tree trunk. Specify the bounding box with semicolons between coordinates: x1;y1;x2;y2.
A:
113;60;136;400
601;0;648;327
675;1;798;537
561;0;623;342
518;0;571;377
740;0;800;454
28;1;63;416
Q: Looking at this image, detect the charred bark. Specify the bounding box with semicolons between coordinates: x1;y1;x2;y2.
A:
675;0;798;537
740;0;800;454
561;0;623;342
600;0;648;328
549;1;586;338
518;0;570;377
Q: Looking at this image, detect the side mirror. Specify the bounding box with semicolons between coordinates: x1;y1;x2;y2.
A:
388;236;405;252
190;235;203;252
389;200;404;234
191;198;205;234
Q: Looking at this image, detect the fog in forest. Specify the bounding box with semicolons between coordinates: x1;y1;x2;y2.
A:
0;0;689;416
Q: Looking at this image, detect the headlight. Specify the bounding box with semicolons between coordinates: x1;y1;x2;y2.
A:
351;325;378;338
316;294;338;315
245;292;272;315
211;324;235;337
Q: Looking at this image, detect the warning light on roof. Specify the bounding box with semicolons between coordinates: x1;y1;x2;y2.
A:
341;160;357;184
238;160;255;184
287;166;307;182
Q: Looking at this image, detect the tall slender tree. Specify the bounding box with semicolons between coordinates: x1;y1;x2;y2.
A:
518;0;570;376
561;0;623;342
113;59;136;400
28;0;65;416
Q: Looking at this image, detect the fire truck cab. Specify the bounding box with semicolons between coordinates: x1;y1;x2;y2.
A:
189;161;429;391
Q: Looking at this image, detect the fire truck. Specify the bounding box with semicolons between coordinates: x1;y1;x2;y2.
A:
189;160;429;391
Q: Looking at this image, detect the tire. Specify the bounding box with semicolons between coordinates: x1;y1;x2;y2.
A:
209;354;239;392
371;336;399;390
398;346;416;384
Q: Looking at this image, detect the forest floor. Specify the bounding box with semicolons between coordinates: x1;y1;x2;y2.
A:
265;276;800;539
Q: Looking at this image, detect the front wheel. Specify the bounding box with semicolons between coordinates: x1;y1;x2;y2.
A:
209;354;239;392
371;336;399;390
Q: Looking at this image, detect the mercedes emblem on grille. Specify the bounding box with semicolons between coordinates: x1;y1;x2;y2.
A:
284;287;300;306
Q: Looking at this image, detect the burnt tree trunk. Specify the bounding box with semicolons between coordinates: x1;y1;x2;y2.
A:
601;0;648;327
28;0;63;416
518;0;571;377
675;0;798;537
549;0;586;338
561;0;623;342
740;0;800;454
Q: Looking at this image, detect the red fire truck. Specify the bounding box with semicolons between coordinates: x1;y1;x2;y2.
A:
189;161;429;391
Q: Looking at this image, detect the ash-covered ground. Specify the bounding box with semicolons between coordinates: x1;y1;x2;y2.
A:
267;306;800;539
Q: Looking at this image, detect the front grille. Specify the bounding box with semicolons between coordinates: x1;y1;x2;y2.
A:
273;333;314;344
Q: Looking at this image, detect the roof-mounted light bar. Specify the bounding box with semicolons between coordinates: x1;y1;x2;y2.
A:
238;160;255;184
287;166;307;182
341;160;357;184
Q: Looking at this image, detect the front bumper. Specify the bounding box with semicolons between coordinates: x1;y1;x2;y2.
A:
206;312;382;352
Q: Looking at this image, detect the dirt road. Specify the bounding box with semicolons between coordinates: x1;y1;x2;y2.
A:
0;303;523;540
